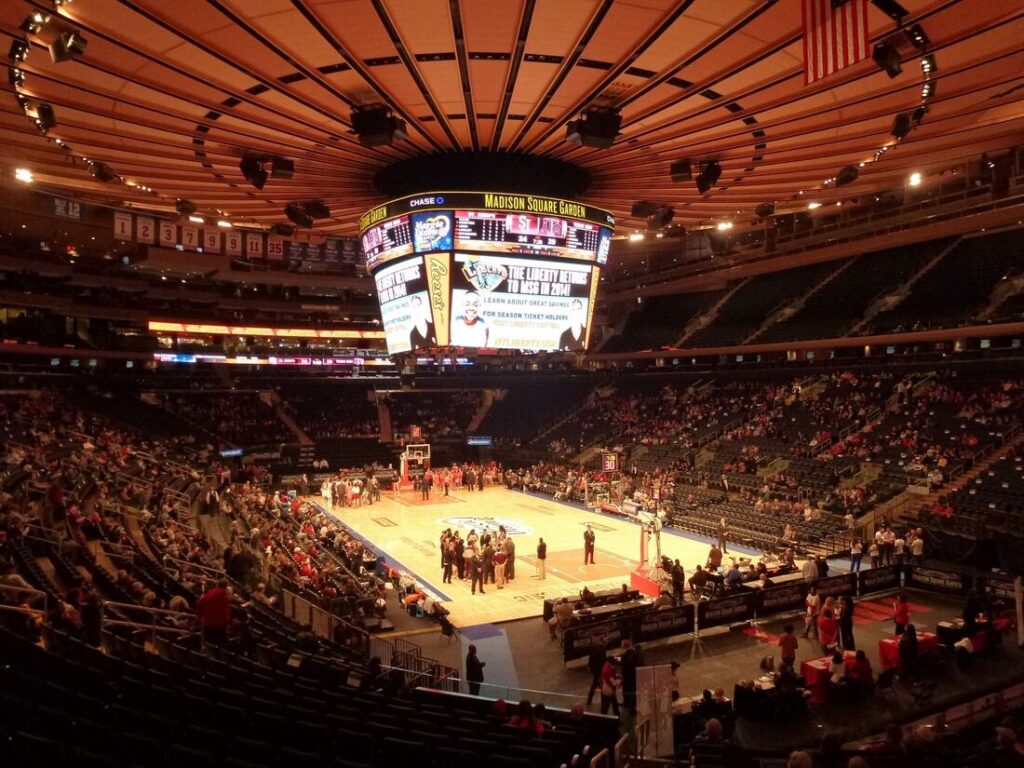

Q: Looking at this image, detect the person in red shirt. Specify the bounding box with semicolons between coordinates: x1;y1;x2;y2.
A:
893;592;910;635
777;624;799;671
817;608;839;654
196;579;232;646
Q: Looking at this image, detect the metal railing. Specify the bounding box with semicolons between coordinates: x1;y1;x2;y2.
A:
0;582;49;619
101;600;194;642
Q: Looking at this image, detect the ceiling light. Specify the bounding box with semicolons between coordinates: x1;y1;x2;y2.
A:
188;215;205;224
920;54;937;75
628;232;645;241
15;168;33;183
921;81;935;99
909;172;922;186
906;24;930;49
48;30;87;63
20;13;48;34
89;161;116;182
716;221;733;231
8;39;29;62
807;202;822;210
217;220;232;228
872;43;902;79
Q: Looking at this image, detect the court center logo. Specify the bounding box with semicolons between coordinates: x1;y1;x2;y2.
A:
438;516;532;536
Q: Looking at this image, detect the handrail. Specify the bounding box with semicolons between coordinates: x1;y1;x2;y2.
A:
101;620;192;635
101;600;192;618
160;555;225;577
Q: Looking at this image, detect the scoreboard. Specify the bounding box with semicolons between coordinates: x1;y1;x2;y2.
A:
360;192;614;356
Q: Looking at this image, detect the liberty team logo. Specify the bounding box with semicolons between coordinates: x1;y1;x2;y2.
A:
438;516;531;536
461;257;507;292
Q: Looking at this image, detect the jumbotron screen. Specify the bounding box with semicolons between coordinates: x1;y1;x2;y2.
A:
360;192;614;355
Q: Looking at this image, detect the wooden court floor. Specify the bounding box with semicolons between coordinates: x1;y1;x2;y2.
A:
310;486;759;628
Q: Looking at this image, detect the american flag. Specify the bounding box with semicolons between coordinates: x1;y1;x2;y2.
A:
802;0;871;85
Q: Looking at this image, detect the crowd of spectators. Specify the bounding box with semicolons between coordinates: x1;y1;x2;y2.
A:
385;390;484;439
161;391;288;446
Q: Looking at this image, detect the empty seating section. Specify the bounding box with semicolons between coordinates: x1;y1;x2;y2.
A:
602;290;724;352
756;240;947;343
989;291;1024;323
479;378;595;443
687;261;839;347
160;391;288;446
387;390;483;438
869;229;1024;333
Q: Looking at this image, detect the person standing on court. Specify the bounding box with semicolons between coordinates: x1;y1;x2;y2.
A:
671;559;686;605
465;644;485;695
536;537;547;579
505;537;516;580
584;524;596;565
471;549;486;595
717;516;729;554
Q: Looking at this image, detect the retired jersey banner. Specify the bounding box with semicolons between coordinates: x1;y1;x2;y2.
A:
159;220;177;247
113;212;133;241
225;230;242;256
203;230;221;253
136;217;155;245
267;236;285;261
181;225;200;251
246;232;264;258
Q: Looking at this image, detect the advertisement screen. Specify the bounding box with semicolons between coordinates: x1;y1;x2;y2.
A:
454;210;611;263
449;253;595;351
411;210;453;254
373;256;437;355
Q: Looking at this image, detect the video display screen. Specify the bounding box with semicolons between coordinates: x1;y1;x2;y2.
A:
448;253;596;351
454;211;611;263
362;215;412;270
373;255;436;355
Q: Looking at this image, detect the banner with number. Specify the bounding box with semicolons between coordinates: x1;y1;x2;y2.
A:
181;225;199;251
246;232;264;258
136;217;155;244
203;230;220;253
267;236;285;261
226;230;242;256
159;221;177;247
113;212;133;241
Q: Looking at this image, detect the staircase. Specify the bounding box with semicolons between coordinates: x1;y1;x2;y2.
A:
377;398;393;443
977;273;1024;321
676;277;751;346
848;237;961;335
467;389;500;433
272;404;312;445
530;385;607;446
744;258;857;344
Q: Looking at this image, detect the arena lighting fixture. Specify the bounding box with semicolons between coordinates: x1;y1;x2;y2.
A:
631;200;659;218
48;29;87;63
8;39;29;62
15;168;33;183
647;206;674;230
912;105;929;125
891;112;913;141
807;202;822;210
20;12;47;34
351;105;407;148
920;54;937;75
754;202;775;218
872;43;902;79
695;161;722;194
565;107;622;149
627;232;645;241
217;220;232;228
285;203;313;229
921;81;935;99
716;221;733;231
906;23;929;49
188;215;205;224
909;172;922;186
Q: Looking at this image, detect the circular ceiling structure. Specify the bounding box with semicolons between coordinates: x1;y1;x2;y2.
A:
2;0;1023;236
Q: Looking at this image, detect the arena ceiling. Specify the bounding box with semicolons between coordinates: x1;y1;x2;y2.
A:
1;0;1023;237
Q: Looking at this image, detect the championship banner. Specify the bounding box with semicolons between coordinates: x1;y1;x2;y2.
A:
136;216;155;245
267;236;285;261
181;225;199;251
246;232;264;258
697;592;755;630
756;581;808;617
424;252;451;347
813;572;857;600
225;230;242;256
857;565;900;596
159;220;177;247
203;230;221;253
113;212;133;241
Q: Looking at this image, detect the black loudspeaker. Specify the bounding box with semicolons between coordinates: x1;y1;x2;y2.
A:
271;157;294;179
271;223;296;236
89;162;115;182
696;161;722;194
891;112;912;141
647;206;674;229
175;199;198;215
872;43;901;78
835;165;860;186
36;103;56;132
754;202;775;218
670;159;692;182
49;30;87;63
303;201;331;219
631;200;659;218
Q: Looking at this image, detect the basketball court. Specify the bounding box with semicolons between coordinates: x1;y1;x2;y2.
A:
310;485;764;628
